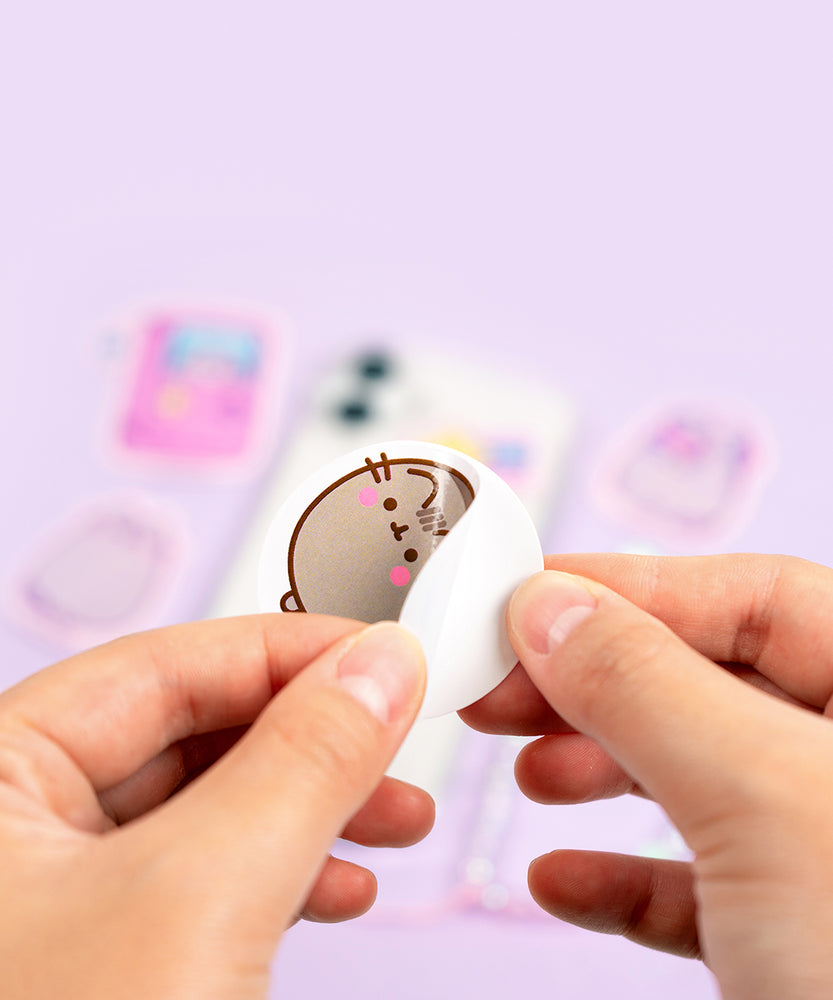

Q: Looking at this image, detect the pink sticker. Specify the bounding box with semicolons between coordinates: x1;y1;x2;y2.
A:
115;308;286;466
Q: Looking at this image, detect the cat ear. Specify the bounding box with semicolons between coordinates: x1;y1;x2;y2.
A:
280;590;303;612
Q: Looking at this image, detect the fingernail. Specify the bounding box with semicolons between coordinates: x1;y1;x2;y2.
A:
337;623;426;724
509;571;597;655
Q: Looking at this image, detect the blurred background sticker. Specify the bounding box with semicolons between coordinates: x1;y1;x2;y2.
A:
6;494;185;652
593;401;776;550
115;306;287;468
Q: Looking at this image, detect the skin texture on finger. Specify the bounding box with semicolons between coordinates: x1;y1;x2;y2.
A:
109;765;400;925
0;621;430;1000
459;661;571;736
98;727;248;827
340;776;435;848
506;571;833;847
463;552;833;738
461;652;818;746
298;855;377;923
0;615;363;829
515;733;641;805
529;850;700;959
98;733;435;851
508;569;833;995
276;776;436;928
545;553;833;709
0;623;427;1000
297;782;436;924
117;623;427;936
294;778;435;927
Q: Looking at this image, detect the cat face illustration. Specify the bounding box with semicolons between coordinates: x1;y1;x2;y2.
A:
279;452;475;621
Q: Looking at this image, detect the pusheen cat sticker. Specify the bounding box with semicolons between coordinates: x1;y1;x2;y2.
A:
279;451;475;621
258;440;544;717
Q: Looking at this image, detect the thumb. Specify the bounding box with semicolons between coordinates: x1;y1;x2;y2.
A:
506;570;805;841
143;621;426;931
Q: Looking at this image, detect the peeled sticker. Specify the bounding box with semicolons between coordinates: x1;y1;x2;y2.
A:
258;441;544;718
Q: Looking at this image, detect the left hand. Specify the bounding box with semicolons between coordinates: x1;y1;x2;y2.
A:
0;614;431;998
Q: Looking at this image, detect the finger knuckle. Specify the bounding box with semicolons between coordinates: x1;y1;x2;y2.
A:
728;553;819;665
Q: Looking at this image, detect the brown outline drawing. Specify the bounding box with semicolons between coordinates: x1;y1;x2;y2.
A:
279;454;475;613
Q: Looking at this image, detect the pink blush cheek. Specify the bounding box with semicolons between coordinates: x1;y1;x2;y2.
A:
358;487;379;507
390;566;411;587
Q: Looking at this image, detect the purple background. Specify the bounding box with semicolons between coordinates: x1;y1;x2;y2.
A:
1;3;831;997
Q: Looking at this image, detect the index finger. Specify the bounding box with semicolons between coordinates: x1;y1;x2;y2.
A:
462;552;833;735
0;614;362;791
545;553;833;709
506;570;833;840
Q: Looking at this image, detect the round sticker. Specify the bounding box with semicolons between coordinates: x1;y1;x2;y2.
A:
258;441;543;718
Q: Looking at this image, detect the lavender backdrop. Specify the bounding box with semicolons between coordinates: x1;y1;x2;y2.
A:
1;4;831;997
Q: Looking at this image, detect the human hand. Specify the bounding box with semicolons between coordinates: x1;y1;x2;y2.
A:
461;553;833;1000
0;615;430;999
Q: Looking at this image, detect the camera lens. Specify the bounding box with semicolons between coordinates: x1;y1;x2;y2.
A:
357;352;393;381
337;399;371;422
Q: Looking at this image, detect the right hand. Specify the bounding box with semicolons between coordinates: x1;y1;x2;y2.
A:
462;553;833;1000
